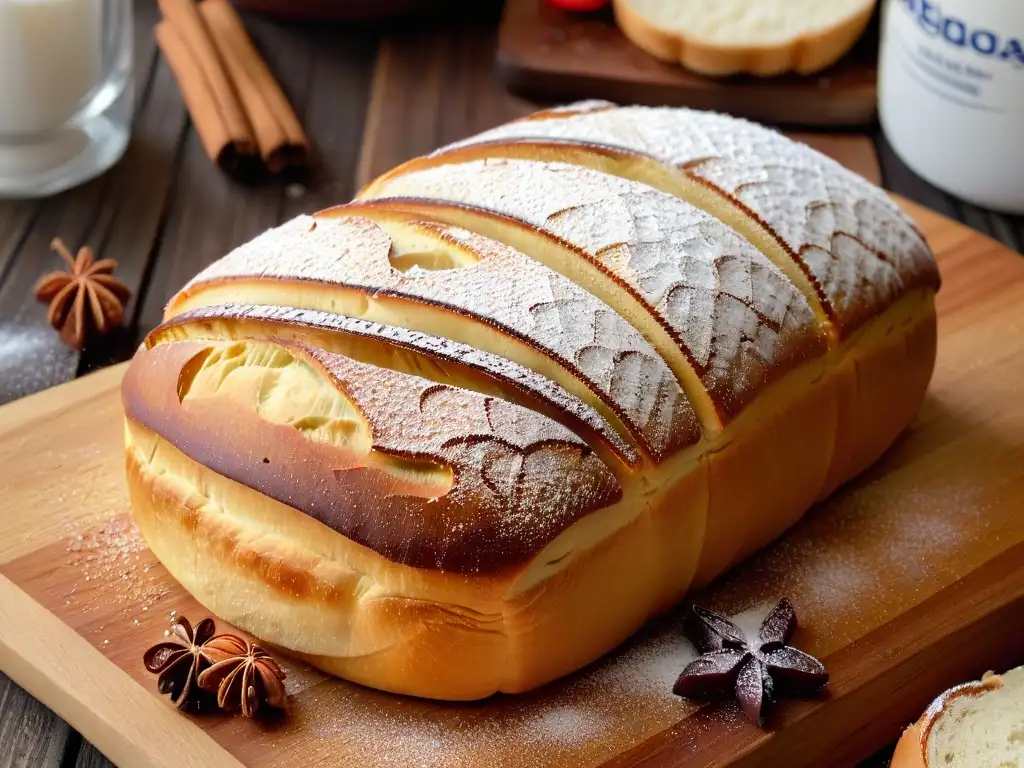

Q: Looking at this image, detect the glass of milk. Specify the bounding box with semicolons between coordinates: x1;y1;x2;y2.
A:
0;0;133;198
879;0;1024;214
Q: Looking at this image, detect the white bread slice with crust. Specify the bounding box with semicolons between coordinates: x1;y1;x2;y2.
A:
613;0;877;76
166;209;698;463
124;103;939;700
891;666;1024;768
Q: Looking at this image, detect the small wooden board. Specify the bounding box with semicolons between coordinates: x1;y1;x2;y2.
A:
496;0;880;127
1;200;1023;767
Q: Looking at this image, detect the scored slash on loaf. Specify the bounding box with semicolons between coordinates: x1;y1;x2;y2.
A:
122;103;940;701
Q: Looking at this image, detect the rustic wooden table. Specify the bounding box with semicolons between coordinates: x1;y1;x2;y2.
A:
0;2;1021;766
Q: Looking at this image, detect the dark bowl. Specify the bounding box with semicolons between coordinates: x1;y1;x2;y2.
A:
230;0;492;21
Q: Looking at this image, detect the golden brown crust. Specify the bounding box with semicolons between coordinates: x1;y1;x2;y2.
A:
891;719;927;768
124;103;941;701
122;339;621;573
150;303;639;469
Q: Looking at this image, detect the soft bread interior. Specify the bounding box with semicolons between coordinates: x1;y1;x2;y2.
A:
363;142;832;333
180;340;453;495
613;0;876;76
618;0;873;47
926;666;1024;768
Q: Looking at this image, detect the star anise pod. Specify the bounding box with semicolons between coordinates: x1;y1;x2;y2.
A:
143;617;217;712
197;634;287;718
33;238;131;350
673;599;829;726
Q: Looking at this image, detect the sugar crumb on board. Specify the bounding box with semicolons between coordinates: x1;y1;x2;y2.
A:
706;479;993;649
293;605;779;768
64;513;169;614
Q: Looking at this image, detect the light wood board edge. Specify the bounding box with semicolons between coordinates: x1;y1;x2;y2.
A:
0;575;241;768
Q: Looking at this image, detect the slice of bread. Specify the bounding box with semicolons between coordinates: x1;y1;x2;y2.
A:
613;0;877;76
891;665;1024;768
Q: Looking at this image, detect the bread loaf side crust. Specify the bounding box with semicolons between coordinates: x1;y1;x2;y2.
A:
123;338;622;574
126;287;934;699
126;428;704;699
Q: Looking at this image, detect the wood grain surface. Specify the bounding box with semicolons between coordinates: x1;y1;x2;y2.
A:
497;0;880;126
1;201;1022;768
0;3;1022;767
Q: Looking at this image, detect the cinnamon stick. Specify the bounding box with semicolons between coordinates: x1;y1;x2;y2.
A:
155;21;246;168
198;0;308;171
157;0;255;167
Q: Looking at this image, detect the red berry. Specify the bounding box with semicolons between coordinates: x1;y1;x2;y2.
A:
545;0;609;11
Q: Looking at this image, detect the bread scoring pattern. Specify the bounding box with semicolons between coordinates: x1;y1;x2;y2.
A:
358;157;824;425
167;210;698;460
435;102;940;333
152;303;639;467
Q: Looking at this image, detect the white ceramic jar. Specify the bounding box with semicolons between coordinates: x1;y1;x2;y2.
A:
879;0;1024;213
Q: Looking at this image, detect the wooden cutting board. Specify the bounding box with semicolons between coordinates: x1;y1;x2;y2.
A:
1;199;1023;768
497;0;880;127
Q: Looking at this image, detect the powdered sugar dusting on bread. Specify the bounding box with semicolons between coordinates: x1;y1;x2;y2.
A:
446;104;938;332
160;303;638;465
366;157;822;419
179;211;698;460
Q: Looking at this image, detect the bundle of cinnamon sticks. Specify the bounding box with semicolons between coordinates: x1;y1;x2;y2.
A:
156;0;308;173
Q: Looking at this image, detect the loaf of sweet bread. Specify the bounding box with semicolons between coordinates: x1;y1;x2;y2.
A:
123;102;940;700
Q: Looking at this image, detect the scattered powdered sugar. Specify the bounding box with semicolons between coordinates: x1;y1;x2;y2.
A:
729;601;782;648
797;553;879;610
585;616;697;705
706;477;995;652
292;604;781;767
524;707;609;747
64;514;170;615
0;323;78;403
